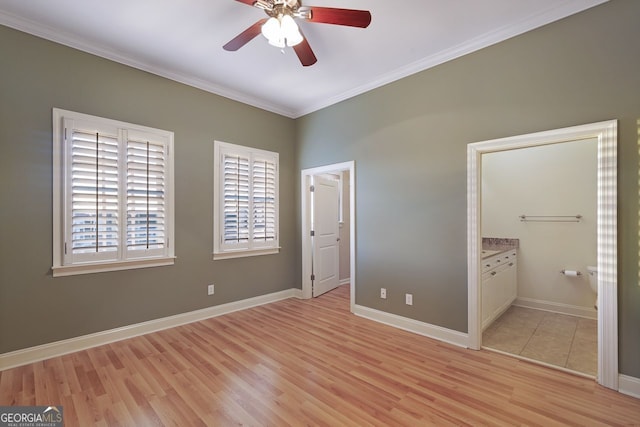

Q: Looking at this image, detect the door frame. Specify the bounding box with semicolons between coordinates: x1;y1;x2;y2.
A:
467;120;618;390
301;161;356;312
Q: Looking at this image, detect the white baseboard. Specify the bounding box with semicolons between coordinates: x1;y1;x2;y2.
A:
514;297;597;319
339;277;351;286
353;304;468;348
619;374;640;399
3;289;635;400
0;288;302;371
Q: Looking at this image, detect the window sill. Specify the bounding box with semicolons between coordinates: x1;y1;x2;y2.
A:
52;257;176;277
213;248;280;260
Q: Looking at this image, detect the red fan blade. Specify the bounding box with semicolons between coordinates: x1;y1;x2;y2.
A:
234;0;257;5
293;31;317;67
223;18;268;51
307;7;371;28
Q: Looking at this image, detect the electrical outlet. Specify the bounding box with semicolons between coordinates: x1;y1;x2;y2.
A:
405;293;413;306
380;288;387;299
208;284;215;295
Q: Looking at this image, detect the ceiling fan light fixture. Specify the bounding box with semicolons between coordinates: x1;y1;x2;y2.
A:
261;14;302;48
225;0;370;66
268;36;286;48
286;28;303;46
280;14;302;46
261;16;280;40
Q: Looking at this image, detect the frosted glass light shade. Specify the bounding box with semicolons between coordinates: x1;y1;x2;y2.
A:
287;30;303;46
261;14;302;48
281;15;302;47
261;17;280;41
269;37;286;48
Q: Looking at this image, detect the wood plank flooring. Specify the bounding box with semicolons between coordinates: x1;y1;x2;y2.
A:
1;284;639;426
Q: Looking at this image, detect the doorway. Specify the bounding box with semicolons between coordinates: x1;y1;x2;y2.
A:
467;120;618;390
301;161;356;311
481;140;597;376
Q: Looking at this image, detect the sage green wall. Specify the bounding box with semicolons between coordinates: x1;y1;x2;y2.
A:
0;25;297;354
2;1;639;380
296;0;640;376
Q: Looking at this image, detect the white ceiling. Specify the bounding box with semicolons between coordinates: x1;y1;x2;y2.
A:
0;0;606;118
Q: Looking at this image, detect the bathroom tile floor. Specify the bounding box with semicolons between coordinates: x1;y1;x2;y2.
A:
482;306;597;376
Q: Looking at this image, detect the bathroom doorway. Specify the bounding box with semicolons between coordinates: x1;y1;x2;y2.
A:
481;140;597;376
467;120;619;391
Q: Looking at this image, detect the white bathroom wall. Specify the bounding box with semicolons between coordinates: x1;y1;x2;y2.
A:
482;138;597;316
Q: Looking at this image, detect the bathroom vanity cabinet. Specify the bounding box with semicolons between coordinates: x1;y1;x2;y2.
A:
481;250;517;330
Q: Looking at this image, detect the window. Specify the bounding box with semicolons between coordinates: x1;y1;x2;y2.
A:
213;141;279;259
52;108;174;276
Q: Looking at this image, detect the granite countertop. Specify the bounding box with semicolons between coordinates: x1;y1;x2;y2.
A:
481;238;519;259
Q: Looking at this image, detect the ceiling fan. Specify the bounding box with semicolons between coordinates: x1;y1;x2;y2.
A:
223;0;372;66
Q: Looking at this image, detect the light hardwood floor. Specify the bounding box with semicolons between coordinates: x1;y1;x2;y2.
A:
1;284;639;426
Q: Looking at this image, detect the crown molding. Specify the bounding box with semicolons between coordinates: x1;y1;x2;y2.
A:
0;10;297;118
294;0;608;117
0;0;607;119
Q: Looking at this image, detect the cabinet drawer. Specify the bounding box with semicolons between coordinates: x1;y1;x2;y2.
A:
482;250;517;273
501;251;517;262
483;262;509;279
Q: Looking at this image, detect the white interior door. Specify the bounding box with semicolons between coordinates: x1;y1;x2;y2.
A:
312;175;340;297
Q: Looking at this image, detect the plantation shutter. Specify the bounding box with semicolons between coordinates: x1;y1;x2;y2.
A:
214;141;278;257
54;110;174;276
223;153;250;244
252;157;276;242
68;126;120;261
126;132;168;256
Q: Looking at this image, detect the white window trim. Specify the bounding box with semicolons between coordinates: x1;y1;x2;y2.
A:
213;140;279;260
52;108;175;277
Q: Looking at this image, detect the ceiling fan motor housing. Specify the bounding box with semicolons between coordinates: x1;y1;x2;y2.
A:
255;0;300;13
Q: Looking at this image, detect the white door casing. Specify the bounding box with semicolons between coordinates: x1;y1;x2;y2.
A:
301;161;356;312
311;175;340;297
467;120;618;390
